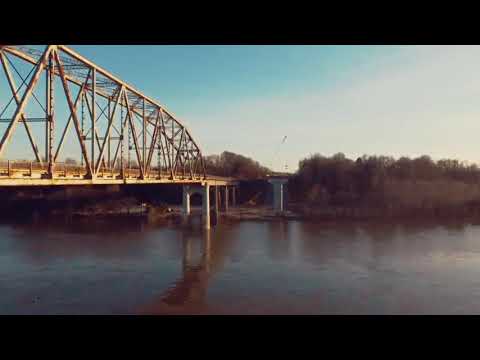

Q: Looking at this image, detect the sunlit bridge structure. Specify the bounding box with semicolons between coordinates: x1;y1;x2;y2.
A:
0;45;209;183
0;45;238;228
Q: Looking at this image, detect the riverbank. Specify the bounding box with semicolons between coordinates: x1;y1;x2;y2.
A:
287;202;480;222
4;193;480;225
219;206;301;222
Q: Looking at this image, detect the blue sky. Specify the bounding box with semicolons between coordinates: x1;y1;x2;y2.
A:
3;45;480;172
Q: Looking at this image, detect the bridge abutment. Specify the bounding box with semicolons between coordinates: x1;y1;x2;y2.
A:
182;184;211;230
181;183;238;230
268;177;289;213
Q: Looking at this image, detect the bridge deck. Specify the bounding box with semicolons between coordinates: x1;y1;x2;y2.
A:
0;163;238;187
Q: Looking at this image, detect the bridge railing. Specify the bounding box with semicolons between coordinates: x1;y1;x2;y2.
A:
0;159;209;181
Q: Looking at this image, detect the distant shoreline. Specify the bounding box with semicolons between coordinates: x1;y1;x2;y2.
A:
2;195;480;226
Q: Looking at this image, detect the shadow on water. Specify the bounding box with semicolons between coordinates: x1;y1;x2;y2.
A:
3;214;153;263
137;223;242;315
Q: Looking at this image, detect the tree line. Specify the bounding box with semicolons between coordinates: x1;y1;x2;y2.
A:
34;152;271;178
288;153;480;215
203;151;270;179
36;150;480;217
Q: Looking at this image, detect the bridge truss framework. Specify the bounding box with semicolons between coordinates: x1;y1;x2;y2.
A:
0;45;207;185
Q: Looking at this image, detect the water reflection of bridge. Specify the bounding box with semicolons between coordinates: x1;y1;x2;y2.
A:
138;229;230;314
137;221;294;315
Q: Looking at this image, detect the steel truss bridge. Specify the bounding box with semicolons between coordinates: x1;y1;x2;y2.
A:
0;45;235;187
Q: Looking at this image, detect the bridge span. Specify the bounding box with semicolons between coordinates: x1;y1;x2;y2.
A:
0;160;237;187
0;45;239;228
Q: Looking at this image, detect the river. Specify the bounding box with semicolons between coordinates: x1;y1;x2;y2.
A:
2;214;480;314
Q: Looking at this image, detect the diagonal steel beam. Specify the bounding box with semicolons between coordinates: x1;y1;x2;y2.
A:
124;92;145;178
82;91;107;169
192;155;199;178
157;111;168;177
0;45;54;159
110;115;127;171
94;86;123;174
0;52;43;165
4;52;47;115
145;111;160;177
54;50;93;176
53;70;91;162
172;128;185;176
159;110;173;178
185;140;194;179
110;99;130;171
83;98;120;137
0;63;35;119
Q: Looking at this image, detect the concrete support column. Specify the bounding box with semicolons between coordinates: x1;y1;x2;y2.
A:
273;183;284;212
214;186;219;217
268;178;288;213
224;186;229;212
182;185;191;215
203;184;210;230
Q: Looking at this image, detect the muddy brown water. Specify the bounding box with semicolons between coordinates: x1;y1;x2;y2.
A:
2;213;480;314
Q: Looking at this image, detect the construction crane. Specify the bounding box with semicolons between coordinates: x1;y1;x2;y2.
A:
270;135;288;174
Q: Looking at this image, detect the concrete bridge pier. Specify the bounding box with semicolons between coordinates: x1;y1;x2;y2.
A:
180;182;239;229
268;177;289;213
224;186;229;212
225;185;236;207
182;185;191;216
214;186;219;223
212;185;236;226
202;184;210;230
182;184;211;230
